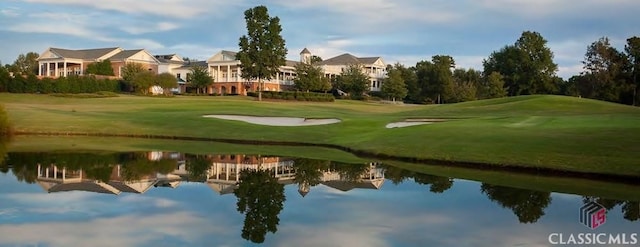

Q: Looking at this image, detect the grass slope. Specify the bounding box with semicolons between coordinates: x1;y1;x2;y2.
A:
1;93;639;176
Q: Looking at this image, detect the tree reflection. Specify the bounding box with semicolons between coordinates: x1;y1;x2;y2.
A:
383;165;454;193
481;183;551;223
185;154;210;182
583;196;639;222
293;158;329;196
414;174;453;193
234;169;285;243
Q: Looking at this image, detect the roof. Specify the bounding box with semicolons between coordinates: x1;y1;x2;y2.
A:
110;49;144;60
154;54;178;63
221;50;237;59
177;60;208;69
318;53;361;65
318;53;382;66
300;48;311;54
321;180;383;192
285;60;299;67
45;181;121;195
50;47;120;60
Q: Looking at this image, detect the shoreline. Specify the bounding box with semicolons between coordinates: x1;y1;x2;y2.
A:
12;131;640;185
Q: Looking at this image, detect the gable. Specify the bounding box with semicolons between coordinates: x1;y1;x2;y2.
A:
208;50;238;62
38;49;60;60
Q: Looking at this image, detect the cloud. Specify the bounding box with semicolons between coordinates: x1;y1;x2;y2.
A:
21;0;242;19
121;22;180;35
0;7;20;17
0;212;218;247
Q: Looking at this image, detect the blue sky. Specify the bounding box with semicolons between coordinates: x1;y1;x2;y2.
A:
0;0;638;79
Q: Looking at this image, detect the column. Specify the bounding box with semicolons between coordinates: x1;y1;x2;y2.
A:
62;168;66;180
226;65;230;82
55;62;59;77
216;65;221;82
54;166;57;179
63;62;67;77
38;62;42;76
236;67;240;81
80;63;83;76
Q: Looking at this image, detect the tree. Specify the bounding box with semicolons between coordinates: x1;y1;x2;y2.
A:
121;62;145;92
483;31;558;96
293;63;330;92
452;68;481;102
415;56;455;104
86;59;114;76
625;36;640;105
155;72;178;95
381;64;408;102
189;65;213;95
480;71;508;99
234;169;285;243
237;5;287;101
334;64;369;99
582;37;630;103
310;55;323;64
10;52;39;75
131;70;155;94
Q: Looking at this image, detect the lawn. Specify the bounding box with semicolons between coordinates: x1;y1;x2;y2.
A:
1;93;639;176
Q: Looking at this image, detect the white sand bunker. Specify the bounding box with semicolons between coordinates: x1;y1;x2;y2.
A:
204;114;341;126
386;119;448;128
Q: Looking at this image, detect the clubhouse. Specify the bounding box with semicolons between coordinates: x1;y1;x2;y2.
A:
37;46;387;95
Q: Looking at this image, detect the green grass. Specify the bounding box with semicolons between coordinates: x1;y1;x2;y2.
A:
1;93;639;176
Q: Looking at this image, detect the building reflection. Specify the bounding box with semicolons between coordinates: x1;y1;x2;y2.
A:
31;152;385;196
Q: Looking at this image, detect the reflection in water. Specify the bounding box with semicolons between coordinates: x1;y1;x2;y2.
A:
481;183;552;223
235;169;285;243
584;196;640;222
383;165;455;193
1;150;638;245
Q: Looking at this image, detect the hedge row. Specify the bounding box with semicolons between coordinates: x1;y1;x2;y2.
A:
248;91;334;102
0;74;120;94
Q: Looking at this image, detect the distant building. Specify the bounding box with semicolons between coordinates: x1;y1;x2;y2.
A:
309;49;387;92
205;50;298;95
36;47;160;78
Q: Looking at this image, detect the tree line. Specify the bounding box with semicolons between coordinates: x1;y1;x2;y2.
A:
2;17;638;105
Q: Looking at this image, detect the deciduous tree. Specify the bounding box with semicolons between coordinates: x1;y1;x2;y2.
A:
582;37;630;103
483;31;558;96
293;63;330;92
189;65;213;95
155;72;178;95
334;64;369;99
10;52;39;75
237;5;287;101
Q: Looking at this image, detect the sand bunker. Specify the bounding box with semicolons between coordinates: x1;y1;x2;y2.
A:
386;119;448;128
204;115;341;126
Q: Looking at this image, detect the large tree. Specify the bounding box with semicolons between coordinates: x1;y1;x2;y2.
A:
581;37;630;103
415;55;455;104
237;5;287;101
483;31;558;96
625;36;640;105
381;64;408;102
293;63;330;92
189;65;213;95
131;70;155;95
10;52;39;75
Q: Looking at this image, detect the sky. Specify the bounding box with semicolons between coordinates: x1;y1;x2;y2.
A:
0;0;638;79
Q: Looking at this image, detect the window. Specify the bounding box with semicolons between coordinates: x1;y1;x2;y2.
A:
176;73;181;79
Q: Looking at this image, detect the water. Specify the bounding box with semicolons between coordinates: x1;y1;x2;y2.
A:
0;151;638;247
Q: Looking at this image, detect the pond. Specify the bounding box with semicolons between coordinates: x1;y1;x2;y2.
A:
0;143;638;246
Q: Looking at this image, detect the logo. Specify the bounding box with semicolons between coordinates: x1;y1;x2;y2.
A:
580;201;606;229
